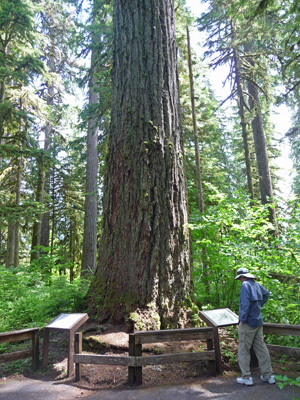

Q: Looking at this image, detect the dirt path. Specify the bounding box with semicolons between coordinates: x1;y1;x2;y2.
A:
0;372;299;400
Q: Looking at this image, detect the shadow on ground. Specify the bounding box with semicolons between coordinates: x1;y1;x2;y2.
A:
0;371;299;400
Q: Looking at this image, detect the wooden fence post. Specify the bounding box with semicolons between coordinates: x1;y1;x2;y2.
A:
212;327;222;374
75;332;82;382
32;329;39;371
128;335;136;385
42;327;50;367
207;336;216;375
135;341;142;385
128;334;143;385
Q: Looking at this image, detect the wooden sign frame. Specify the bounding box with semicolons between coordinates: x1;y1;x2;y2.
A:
199;308;239;374
42;313;88;377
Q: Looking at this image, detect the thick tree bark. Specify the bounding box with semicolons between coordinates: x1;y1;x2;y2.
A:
89;0;191;328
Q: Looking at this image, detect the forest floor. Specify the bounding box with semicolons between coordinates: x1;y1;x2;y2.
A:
0;322;299;394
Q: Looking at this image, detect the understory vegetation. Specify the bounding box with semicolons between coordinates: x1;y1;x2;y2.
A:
0;264;89;333
190;189;300;325
1;190;299;351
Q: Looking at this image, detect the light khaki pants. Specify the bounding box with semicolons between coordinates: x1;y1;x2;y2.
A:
238;324;273;379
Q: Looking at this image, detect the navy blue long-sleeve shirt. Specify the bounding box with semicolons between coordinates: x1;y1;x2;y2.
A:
239;279;270;328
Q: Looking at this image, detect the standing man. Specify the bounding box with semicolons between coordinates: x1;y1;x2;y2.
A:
235;267;276;386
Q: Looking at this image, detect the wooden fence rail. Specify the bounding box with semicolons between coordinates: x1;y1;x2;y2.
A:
74;327;217;385
128;327;216;385
263;323;300;358
0;328;39;370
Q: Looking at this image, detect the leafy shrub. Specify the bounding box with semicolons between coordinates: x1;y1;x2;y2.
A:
189;188;300;329
275;375;300;390
0;264;90;332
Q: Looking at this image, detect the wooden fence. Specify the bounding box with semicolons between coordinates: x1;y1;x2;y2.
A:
74;322;300;385
74;327;216;385
263;323;300;358
0;328;39;370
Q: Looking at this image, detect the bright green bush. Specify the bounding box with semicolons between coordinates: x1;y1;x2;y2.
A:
275;375;300;390
189;187;300;328
0;264;90;332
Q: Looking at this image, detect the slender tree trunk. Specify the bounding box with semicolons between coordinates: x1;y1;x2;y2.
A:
2;48;15;267
50;166;55;256
1;46;6;265
32;27;55;260
31;99;53;258
0;230;3;264
5;222;15;268
0;77;5;139
186;26;205;213
0;70;4;264
31;162;45;261
70;224;74;282
13;158;22;268
186;26;209;298
81;14;99;277
247;79;277;231
89;0;191;328
232;47;255;200
39;91;53;250
5;159;21;268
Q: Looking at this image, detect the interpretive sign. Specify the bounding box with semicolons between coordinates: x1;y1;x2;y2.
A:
47;313;88;330
198;308;239;374
199;308;239;328
42;313;88;377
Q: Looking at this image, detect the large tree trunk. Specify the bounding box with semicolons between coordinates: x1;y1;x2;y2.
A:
89;0;191;328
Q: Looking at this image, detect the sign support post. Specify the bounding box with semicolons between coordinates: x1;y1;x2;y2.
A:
42;313;88;377
199;308;239;374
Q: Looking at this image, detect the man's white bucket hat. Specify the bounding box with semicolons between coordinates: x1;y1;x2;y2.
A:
235;267;256;280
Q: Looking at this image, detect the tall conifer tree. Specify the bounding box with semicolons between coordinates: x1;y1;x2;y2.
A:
89;0;191;327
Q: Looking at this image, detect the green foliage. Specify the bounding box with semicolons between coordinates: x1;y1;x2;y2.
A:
0;263;90;332
275;374;300;390
189;187;300;328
